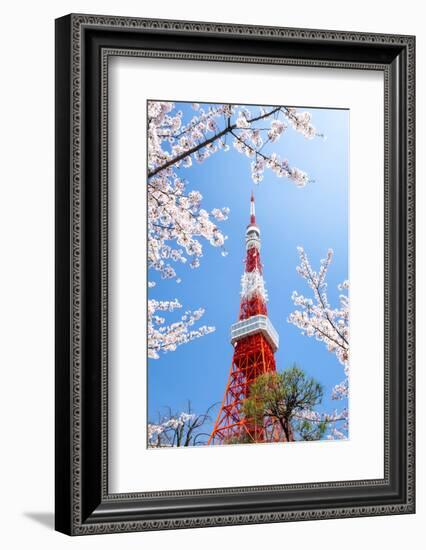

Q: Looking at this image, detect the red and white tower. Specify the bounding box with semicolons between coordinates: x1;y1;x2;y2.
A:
209;193;282;444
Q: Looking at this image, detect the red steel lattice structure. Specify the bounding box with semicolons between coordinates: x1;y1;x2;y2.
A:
209;193;287;444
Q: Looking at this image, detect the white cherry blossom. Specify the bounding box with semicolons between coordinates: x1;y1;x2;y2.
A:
288;247;349;370
148;101;319;358
147;405;213;447
148;298;215;359
288;247;349;438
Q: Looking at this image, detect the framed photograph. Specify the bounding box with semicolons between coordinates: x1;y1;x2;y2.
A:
55;14;415;535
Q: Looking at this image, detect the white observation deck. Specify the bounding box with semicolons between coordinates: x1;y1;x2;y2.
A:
230;314;279;352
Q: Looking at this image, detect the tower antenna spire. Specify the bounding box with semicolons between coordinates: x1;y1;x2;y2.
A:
250;191;256;224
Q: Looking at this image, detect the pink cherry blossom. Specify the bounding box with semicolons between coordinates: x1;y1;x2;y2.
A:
288;247;349;438
147;101;320;358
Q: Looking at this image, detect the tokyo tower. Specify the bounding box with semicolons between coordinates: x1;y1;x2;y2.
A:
209;193;288;444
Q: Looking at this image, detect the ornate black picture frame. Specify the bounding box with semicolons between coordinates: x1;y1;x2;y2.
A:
55;13;415;535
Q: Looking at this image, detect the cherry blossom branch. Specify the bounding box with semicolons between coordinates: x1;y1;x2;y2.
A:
147;102;319;358
147;401;215;447
148;106;281;178
300;251;349;347
230;130;309;186
288;247;349;407
148;299;215;359
293;409;348;423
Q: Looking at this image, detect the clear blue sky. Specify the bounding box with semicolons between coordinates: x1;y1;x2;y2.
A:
148;103;349;437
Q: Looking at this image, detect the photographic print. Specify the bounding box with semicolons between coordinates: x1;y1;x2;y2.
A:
147;100;349;449
56;17;415;533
